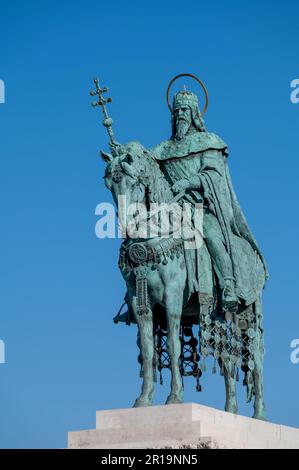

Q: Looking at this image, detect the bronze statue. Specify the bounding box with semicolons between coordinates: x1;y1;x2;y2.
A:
91;74;268;419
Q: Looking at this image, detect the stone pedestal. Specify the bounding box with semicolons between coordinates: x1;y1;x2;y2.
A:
68;403;299;449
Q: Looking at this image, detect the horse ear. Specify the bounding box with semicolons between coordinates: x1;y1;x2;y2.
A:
123;153;133;164
121;161;137;178
100;150;113;163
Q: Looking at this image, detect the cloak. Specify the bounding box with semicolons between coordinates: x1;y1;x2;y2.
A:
152;131;268;306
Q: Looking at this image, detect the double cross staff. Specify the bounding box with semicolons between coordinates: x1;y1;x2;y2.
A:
90;77;116;145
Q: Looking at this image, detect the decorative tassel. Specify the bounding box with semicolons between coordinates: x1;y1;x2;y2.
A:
212;358;217;374
246;371;254;403
134;266;149;316
159;368;163;385
231;365;235;380
236;368;239;382
196;378;202;392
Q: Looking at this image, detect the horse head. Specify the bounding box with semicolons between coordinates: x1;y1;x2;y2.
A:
103;141;173;208
103;142;152;209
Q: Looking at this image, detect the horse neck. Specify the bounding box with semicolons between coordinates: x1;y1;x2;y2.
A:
127;167;177;242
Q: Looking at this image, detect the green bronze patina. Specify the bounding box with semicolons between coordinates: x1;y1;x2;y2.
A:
91;76;268;420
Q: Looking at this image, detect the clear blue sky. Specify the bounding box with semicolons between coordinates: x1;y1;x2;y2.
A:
0;0;299;448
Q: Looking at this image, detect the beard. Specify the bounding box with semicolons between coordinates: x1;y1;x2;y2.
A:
175;118;190;140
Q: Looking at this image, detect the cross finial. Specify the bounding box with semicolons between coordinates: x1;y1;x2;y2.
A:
90;77;116;145
90;77;112;108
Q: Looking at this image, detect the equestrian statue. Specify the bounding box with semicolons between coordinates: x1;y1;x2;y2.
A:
90;73;269;419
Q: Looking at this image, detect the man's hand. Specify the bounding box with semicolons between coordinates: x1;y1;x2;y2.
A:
171;179;190;194
109;141;123;157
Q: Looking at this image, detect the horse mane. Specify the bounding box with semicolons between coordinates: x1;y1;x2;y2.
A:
110;141;173;204
137;148;173;204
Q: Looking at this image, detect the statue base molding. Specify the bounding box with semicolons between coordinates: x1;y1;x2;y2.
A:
68;403;299;449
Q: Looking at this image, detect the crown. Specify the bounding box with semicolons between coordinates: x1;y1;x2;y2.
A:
173;90;199;110
166;74;208;115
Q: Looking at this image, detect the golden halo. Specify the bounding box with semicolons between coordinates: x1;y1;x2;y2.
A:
166;73;209;115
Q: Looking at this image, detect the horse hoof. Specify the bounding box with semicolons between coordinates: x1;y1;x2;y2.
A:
225;403;238;414
133;397;153;408
165;394;183;405
253;412;267;421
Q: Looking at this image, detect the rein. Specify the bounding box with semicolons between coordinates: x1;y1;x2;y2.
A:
145;189;186;222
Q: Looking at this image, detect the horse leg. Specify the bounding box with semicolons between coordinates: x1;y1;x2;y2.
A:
221;360;238;414
252;352;266;420
165;293;184;405
132;297;155;407
252;297;266;420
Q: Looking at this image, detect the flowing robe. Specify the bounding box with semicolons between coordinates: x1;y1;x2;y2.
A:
151;131;268;306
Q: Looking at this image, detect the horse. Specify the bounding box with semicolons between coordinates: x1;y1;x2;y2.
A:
103;141;266;419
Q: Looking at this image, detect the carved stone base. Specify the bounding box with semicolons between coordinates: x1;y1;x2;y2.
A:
68;403;299;449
